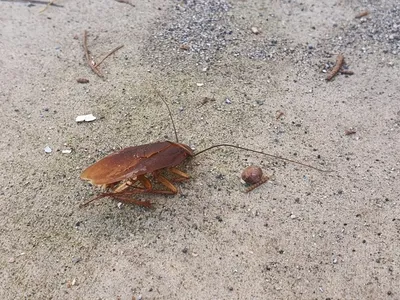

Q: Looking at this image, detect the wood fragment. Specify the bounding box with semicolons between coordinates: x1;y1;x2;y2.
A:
180;44;190;50
198;97;215;107
345;129;356;135
276;111;284;120
77;78;89;84
39;0;55;12
340;70;354;75
1;0;63;7
83;30;103;78
95;45;124;68
115;0;135;7
355;11;369;19
326;53;344;81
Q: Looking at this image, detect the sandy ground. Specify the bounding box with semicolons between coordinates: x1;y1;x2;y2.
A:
1;0;399;299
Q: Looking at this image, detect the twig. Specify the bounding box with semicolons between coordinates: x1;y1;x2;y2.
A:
95;45;124;67
345;129;356;135
115;0;135;7
340;70;354;75
39;0;55;12
355;11;369;19
77;78;89;84
276;111;284;120
1;0;63;6
83;30;103;78
326;53;344;81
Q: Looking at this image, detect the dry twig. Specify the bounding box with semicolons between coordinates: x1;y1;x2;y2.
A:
77;78;89;84
83;30;103;77
115;0;135;7
39;0;55;12
340;70;354;75
83;31;124;78
276;111;284;120
95;45;124;67
326;53;344;81
1;0;63;6
355;11;369;19
345;129;356;135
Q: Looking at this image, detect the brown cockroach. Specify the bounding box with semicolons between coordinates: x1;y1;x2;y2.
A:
80;91;330;208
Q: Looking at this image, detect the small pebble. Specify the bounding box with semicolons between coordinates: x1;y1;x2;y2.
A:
61;149;72;154
225;98;232;104
72;257;81;264
251;26;260;34
76;114;96;122
44;146;52;153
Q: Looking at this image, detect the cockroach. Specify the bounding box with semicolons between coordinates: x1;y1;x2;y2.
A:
80;91;330;208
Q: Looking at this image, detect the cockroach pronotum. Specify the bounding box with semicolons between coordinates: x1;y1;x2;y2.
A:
80;91;330;208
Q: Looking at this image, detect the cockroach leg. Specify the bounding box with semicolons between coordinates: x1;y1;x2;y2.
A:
109;194;152;207
138;175;153;190
80;189;151;208
114;180;135;193
169;167;191;182
153;172;179;194
245;176;270;193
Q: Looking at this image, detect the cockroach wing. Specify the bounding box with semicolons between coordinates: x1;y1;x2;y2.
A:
81;141;193;185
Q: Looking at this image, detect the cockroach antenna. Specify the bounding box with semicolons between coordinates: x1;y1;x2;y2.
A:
195;144;331;173
153;88;330;173
154;89;180;143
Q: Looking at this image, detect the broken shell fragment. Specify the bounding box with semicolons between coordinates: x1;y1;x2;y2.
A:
76;114;96;122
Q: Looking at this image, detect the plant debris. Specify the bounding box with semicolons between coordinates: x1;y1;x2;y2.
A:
76;78;89;84
355;11;369;19
76;114;96;123
326;53;344;81
83;30;124;78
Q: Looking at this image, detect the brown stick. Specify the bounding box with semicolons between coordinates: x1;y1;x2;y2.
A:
95;45;124;67
355;11;369;19
39;0;55;12
83;30;103;78
115;0;135;7
276;111;284;120
326;53;344;81
345;129;356;135
340;70;354;75
1;0;63;7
